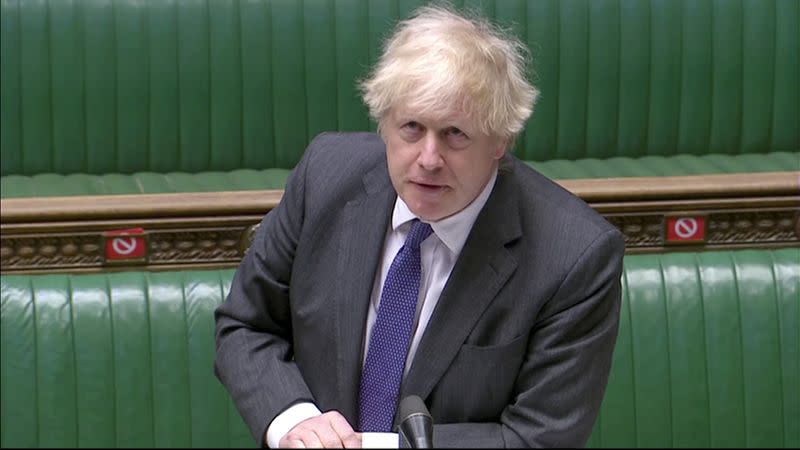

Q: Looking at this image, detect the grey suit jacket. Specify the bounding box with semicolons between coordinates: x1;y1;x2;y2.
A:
214;132;625;448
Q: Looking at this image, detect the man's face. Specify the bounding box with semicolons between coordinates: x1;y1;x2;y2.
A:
382;107;507;222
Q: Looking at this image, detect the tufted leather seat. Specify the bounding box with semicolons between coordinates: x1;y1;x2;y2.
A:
2;248;797;447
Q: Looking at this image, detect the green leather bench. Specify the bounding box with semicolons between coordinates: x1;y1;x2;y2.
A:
2;248;797;448
2;0;797;198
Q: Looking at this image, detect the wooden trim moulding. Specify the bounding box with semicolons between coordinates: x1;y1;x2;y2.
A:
3;171;797;223
2;171;798;274
1;190;284;223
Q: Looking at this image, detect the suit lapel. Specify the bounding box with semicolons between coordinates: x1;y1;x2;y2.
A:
400;169;522;401
334;164;395;423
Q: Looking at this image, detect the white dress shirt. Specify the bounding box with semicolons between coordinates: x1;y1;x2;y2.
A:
267;168;498;448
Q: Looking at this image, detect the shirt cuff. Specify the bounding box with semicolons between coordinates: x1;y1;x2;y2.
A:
266;402;322;448
362;432;399;448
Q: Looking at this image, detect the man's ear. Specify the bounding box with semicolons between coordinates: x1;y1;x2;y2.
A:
493;138;510;160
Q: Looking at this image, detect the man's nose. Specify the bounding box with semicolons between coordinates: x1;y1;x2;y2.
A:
417;134;444;170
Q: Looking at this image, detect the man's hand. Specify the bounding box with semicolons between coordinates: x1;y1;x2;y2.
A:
278;411;362;448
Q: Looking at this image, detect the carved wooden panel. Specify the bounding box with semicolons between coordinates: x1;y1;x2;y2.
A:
706;211;798;244
147;229;244;264
605;215;664;247
1;234;103;270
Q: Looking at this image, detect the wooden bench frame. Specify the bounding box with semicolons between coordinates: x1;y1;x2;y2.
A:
2;171;798;274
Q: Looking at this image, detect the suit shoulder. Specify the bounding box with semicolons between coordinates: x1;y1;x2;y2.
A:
306;131;385;163
298;131;388;200
506;156;623;243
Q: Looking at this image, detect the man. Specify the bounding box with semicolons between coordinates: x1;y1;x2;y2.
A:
214;4;625;448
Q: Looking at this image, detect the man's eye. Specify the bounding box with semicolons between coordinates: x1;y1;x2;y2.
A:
447;128;466;138
399;121;423;140
403;121;421;131
445;127;470;148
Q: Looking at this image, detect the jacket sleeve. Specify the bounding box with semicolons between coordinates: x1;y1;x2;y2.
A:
213;139;316;446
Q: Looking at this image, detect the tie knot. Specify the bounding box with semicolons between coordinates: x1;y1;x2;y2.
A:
405;220;433;250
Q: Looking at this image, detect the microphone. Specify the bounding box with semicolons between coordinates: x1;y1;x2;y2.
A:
396;395;433;448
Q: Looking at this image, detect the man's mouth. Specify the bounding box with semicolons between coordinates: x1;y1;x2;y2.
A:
411;180;446;192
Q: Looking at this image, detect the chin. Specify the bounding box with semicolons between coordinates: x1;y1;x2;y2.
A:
406;203;444;222
412;205;453;222
402;189;461;221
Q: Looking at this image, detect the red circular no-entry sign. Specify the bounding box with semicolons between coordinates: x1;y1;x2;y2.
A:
666;216;706;243
104;228;147;260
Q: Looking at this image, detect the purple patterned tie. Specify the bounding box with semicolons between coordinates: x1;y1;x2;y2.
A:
358;219;433;432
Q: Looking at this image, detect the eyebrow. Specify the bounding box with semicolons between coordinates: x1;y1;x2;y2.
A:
397;116;472;133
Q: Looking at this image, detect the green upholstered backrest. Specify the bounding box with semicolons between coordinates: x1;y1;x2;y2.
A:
0;269;254;448
588;248;799;448
2;248;798;447
2;150;798;198
2;0;798;177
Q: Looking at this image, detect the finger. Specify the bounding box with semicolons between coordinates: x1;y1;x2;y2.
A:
299;433;324;449
311;412;351;448
326;412;356;437
282;412;354;449
325;412;359;449
341;432;362;449
282;438;307;449
311;428;344;449
281;414;329;449
282;428;321;449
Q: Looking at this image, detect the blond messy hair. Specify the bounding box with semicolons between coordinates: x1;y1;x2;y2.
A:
360;4;539;142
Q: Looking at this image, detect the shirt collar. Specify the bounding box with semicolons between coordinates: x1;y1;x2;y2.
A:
392;167;498;255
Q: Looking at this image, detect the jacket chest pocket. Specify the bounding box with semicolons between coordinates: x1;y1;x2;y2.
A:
428;333;529;423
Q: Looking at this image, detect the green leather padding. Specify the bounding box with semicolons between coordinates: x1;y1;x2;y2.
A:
0;168;291;198
2;0;797;177
2;151;796;198
587;248;799;448
2;248;798;447
527;151;798;179
0;269;253;448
